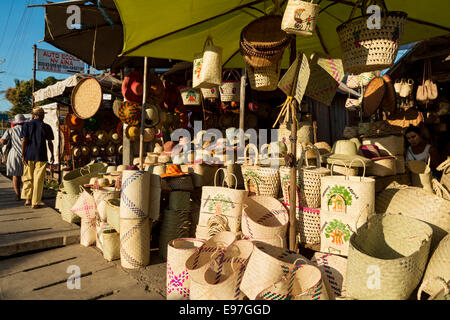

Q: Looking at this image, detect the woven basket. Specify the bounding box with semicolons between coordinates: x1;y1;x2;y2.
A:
63;163;107;195
241;144;280;198
326;163;359;176
311;252;348;300
80;218;96;247
240;241;310;300
168;191;191;211
192;37;223;89
96;221;114;252
219;70;241;102
201;87;219;99
375;183;450;251
437;159;450;192
420;234;450;295
71;77;102;119
281;0;320;36
102;230;120;262
417;277;450;301
166;175;194;192
366;157;397;177
105;199;120;232
191;163;219;187
60;192;81;224
241;196;289;244
179;87;201;106
247;61;281;91
120;217;151;269
256;263;328;300
199;240;254;300
167;238;206;300
120;170;151;219
407;160;433;193
71;189;97;220
346;213;433;300
93;187;120;222
186;231;238;299
159;209;192;259
336;2;407;74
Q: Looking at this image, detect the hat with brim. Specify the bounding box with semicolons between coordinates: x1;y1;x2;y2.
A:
161;141;176;156
160;164;189;178
314;141;332;155
122;71;144;104
321;140;372;167
117;145;123;155
112;99;123;118
125;126;140;142
11;114;25;124
363;77;385;116
95;130;109;146
381;74;396;113
144;105;160;128
72;146;81;158
109;130;121;144
106;144;116;156
143;127;156;142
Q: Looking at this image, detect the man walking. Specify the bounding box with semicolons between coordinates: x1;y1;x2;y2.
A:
20;107;54;209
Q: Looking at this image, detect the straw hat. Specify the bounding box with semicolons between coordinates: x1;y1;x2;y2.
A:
106;144;116;156
95;130;109;146
144;105;160;128
158;154;171;163
381;74;396;113
72;146;81;158
109;130;121;144
314;141;332;155
143;127;156;142
121;70;143;104
153;143;163;154
363;77;385;116
91;146;100;157
117;145;123;154
160;164;189;178
112;99;123;118
71;77;102;119
106;166;117;174
81;146;90;157
161;141;176;156
118;101;142;126
321;140;372;167
117;165;127;172
126;126;140;141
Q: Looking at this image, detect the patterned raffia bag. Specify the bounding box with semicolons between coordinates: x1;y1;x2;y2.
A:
192;37;223;89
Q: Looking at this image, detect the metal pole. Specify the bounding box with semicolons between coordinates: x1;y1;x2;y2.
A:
139;57;148;170
32;44;37;108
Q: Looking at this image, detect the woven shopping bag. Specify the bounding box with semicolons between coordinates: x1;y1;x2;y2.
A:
71;188;97;220
105;199;120;232
241;196;289;248
281;0;320;36
93;187;120;222
219;70;241;102
60;191;81;224
192;37;223;89
96;220;115;253
375;182;450;251
241;144;280;198
419;234;450;296
198;240;254;300
305;52;344;106
407;159;433;193
247;60;281;92
80;218;96;247
167;238;205;300
311;252;349;300
62;162;107;195
200;87;219;100
198;169;248;238
346;213;433;300
102;230;120;262
319;161;375;256
336;0;407;74
256;263;328;300
240;241;310;300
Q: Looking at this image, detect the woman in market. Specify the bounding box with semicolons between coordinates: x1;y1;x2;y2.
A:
404;125;440;171
0;114;26;200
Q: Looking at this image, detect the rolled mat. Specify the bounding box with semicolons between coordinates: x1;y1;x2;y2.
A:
120;217;151;269
80;218;96;247
120;170;151;219
167;238;206;300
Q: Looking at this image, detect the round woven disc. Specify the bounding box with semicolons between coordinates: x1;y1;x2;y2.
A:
71;78;102;119
363;77;385;116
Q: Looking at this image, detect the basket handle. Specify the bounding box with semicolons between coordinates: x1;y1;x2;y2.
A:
329;160;349;176
244;144;259;165
202;36;214;51
353;204;370;234
348;158;366;180
222;69;240;82
244;176;261;196
417;277;449;301
213;167;228;187
222;173;238;190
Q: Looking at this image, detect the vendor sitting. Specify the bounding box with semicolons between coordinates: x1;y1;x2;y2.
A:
404;125;440;171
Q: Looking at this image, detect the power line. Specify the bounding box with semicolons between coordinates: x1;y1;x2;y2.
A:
0;0;15;52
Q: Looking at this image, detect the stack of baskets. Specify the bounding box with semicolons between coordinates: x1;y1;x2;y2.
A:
240;15;291;91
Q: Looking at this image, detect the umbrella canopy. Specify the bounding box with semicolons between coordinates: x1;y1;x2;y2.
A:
113;0;450;68
36;0;177;70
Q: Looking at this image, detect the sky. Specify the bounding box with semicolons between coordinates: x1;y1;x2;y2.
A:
0;0;79;112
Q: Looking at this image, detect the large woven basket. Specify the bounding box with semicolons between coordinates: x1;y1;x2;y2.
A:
197;240;254;300
336;3;407;74
159;209;192;259
167;238;205;300
71;77;102;119
247;61;281;91
346;213;433;300
166;175;194;192
311;252;349;300
376;182;450;251
241;196;289;245
120;170;151;219
62;163;107;195
241;144;280;198
420;234;450;296
240;241;310;300
256;263;328;300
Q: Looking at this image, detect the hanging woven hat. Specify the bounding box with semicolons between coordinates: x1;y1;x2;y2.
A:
117;145;123;155
126;125;140;141
321;140;372;167
147;73;165;105
118;101;142;126
81;146;90;157
91;146;100;157
71;77;102;119
112;99;123;118
363;76;386;116
121;70;143;104
160;164;189;178
143;127;156;142
66;114;84;129
109;130;121;144
72;146;81;158
144;105;160;128
95;130;109;146
381;74;396;113
106;143;116;156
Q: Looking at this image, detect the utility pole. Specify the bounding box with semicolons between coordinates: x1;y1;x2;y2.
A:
32;44;37;108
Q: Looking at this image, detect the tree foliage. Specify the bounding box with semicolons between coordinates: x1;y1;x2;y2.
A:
5;76;61;116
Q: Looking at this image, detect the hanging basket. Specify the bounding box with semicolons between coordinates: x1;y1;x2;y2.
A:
281;0;320;36
179;86;201;106
346;213;433;300
192;37;223;89
219;70;241;102
247;61;281;91
336;2;407;74
200;87;219;99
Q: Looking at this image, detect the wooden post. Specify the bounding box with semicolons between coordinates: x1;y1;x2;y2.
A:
32;44;37;108
139;57;148;170
239;68;246;132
